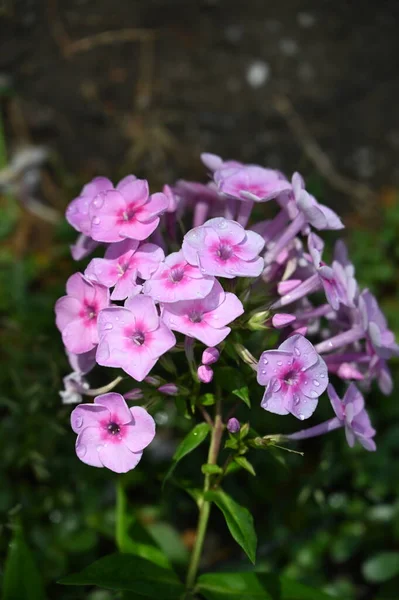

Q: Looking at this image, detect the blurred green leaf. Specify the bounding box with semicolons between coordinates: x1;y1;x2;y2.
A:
163;422;210;485
2;522;46;600
205;489;257;563
232;386;251;407
201;464;223;475
362;552;399;583
58;553;184;599
234;456;256;476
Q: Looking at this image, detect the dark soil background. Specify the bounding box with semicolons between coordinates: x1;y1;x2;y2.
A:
1;0;399;206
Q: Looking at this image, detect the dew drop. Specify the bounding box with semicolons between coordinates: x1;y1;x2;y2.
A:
261;369;267;374
218;220;227;229
75;416;83;428
298;413;305;420
313;379;320;387
263;358;268;365
92;216;101;225
328;341;334;348
104;322;113;331
308;390;318;398
193;432;198;436
77;444;87;458
96;444;103;452
320;373;326;379
93;196;104;209
294;346;301;356
294;394;300;406
115;316;119;321
277;360;283;366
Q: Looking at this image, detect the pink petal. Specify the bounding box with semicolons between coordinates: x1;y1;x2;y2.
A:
85;258;120;288
233;230;265;260
279;334;319;370
98;442;143;473
90;190;127;242
118;178;149;207
62;318;98;354
145;323;176;358
55;296;81;332
134;243;165;279
70;234;99;261
94;392;132;424
66;272;95;303
116;174;137;191
138;192;169;222
327;384;345;420
123;406;156;452
111;278;142;301
298;358;328;399
288;391;318;420
75;426;104;468
71;403;109;434
257;350;294;386
124;295;160;331
120;217;160;241
204;292;244;328
205;218;247;244
260;380;290;415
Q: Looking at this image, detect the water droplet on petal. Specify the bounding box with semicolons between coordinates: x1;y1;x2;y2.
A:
218;220;227;229
273;380;281;392
294;394;300;406
75;416;83;428
313;379;320;387
294;346;301;356
308;390;318;398
261;369;266;374
277;360;283;366
104;322;113;331
92;216;101;225
320;373;326;379
298;413;305;420
263;358;268;365
96;444;103;452
77;444;87;458
93;196;104;209
328;341;334;348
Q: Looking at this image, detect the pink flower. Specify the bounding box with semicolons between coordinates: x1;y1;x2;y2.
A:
71;393;155;472
55;273;109;354
257;334;328;420
201;347;220;365
89;176;169;243
328;384;376;451
182;217;265;279
198;364;213;383
96;295;176;381
85;239;164;301
161;280;244;346
143;250;214;302
66;177;113;236
214;164;291;203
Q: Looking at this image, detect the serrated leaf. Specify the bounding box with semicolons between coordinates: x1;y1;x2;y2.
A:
2;522;46;600
205;489;257;563
234;456;256;476
58;553;184;599
362;552;399;583
232;386;251;407
163;422;210;486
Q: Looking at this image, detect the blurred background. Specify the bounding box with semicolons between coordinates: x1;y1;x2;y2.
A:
1;1;399;599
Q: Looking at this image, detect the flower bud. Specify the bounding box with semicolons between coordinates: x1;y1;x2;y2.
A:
197;364;213;383
124;388;144;400
201;347;220;365
234;343;257;368
227;418;240;433
277;279;301;295
272;313;296;329
158;383;179;396
145;376;162;386
247;310;270;331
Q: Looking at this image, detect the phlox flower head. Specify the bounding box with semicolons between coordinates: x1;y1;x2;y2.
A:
328;383;376;451
143;250;215;302
161;280;244;346
182;217;265;279
257;334;328;420
96;295;176;381
66;177;113;236
214;163;291;203
359;290;399;360
89;175;169;243
292;172;344;230
71;393;155;472
55;273;109;354
85;239;164;301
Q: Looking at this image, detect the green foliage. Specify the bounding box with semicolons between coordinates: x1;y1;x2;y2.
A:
59;553;185;599
205;489;257;564
163;422;210;485
362;552;399;583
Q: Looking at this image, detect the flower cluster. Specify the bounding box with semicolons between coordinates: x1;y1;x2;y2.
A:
57;154;397;472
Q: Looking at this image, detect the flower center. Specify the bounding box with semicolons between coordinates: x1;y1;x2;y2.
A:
170;266;184;283
132;331;145;345
189;311;203;323
283;369;298;386
117;262;129;276
107;422;121;435
123;205;137;222
216;243;233;261
86;304;97;320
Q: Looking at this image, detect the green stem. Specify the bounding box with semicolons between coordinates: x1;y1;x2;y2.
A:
115;477;127;552
185;399;224;592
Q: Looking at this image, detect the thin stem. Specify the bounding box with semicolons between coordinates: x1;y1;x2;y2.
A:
115;477;127;552
85;375;124;396
185;398;224;592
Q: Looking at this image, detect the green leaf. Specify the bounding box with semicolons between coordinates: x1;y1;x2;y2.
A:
2;522;46;600
201;464;223;475
197;572;333;600
58;553;184;599
362;552;399;583
146;522;189;566
205;489;257;563
232;386;251;407
200;393;216;406
234;456;256;476
196;572;274;599
163;422;210;485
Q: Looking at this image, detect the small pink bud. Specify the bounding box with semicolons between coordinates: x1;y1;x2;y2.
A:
197;364;213;383
124;388;144;400
272;313;296;329
201;347;220;365
158;383;179;396
288;326;308;337
145;376;162;386
227;418;240;433
277;279;301;295
337;363;364;380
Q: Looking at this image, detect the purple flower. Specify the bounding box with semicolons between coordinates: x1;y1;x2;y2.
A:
201;347;220;365
215;164;291;203
96;295;176;381
182;218;265;279
161;280;244;346
71;392;156;472
70;234;99;261
89;176;169;243
60;372;90;405
66;177;113;236
198;364;213;383
328;383;376;451
55;273;110;354
359;290;399;359
143;250;214;303
158;384;179;396
227;417;241;433
293;173;344;231
257;334;328;420
85;239;164;301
